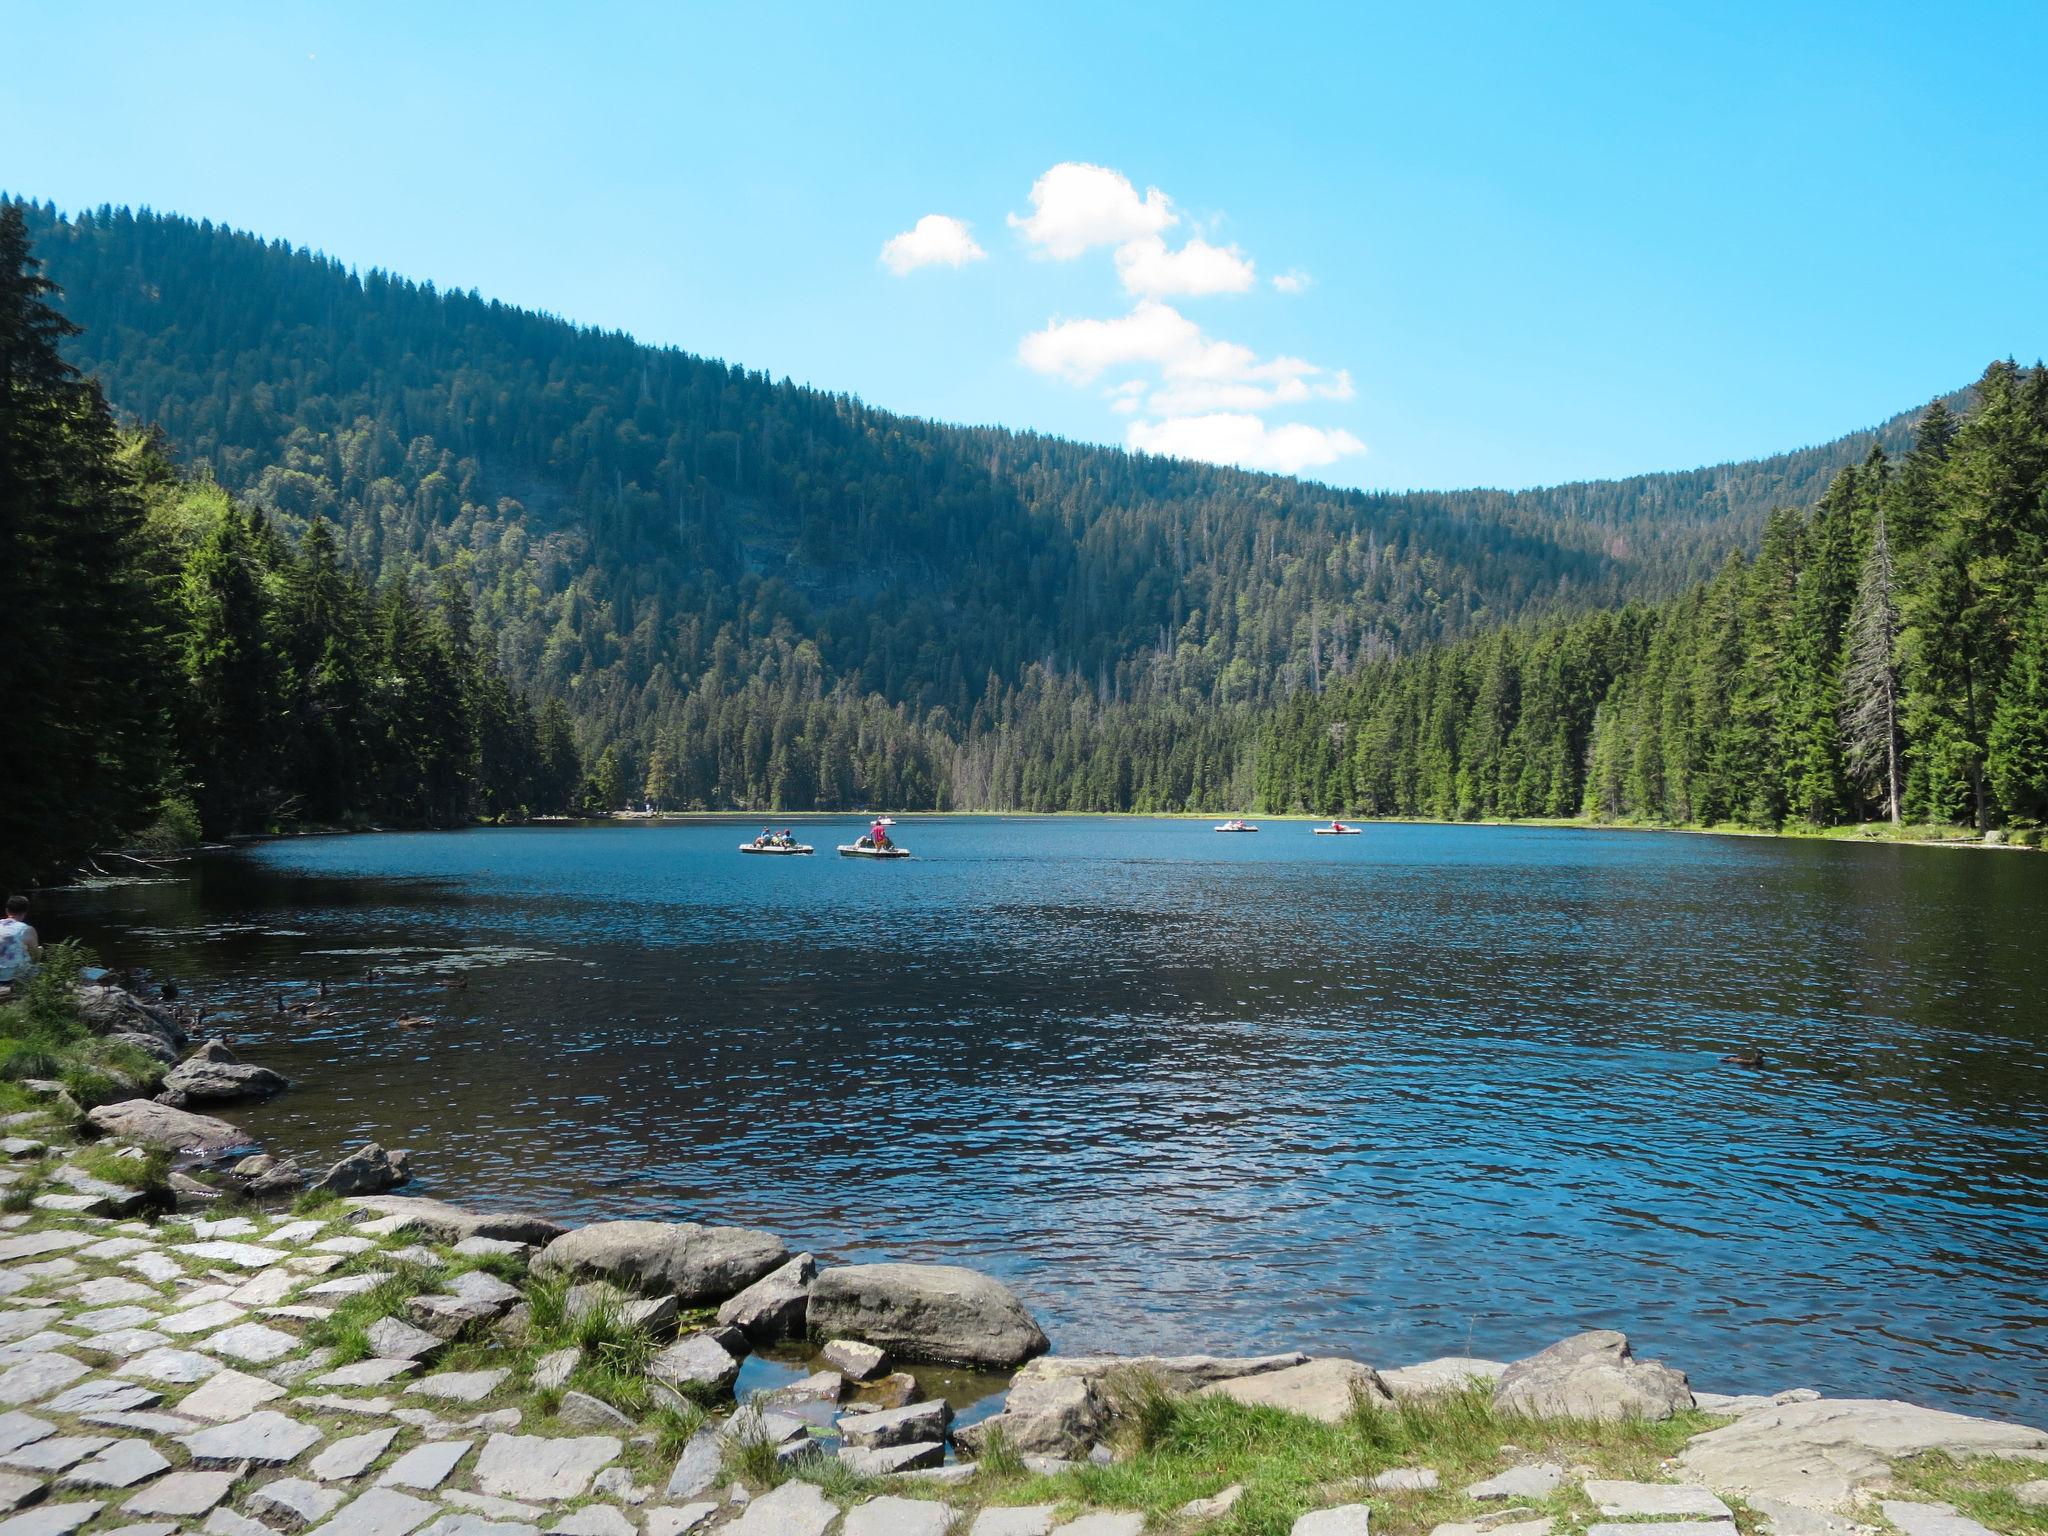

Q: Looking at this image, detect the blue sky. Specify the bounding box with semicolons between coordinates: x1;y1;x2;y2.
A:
4;1;2044;490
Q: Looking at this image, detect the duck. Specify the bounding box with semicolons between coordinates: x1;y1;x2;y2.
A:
158;979;179;1002
395;1015;432;1032
1720;1046;1767;1069
317;980;331;999
273;994;288;1015
438;977;469;992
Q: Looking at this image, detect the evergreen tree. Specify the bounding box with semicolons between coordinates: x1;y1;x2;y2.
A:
1840;505;1906;823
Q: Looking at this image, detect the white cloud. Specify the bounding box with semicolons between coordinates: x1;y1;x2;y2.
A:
1115;234;1255;296
1143;367;1353;418
1020;301;1349;399
1127;413;1367;476
880;214;987;275
1272;268;1312;294
1009;162;1176;259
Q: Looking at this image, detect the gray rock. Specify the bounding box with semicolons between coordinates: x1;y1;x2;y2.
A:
172;1367;286;1421
0;1234;90;1264
158;1056;289;1106
232;1155;307;1196
452;1236;537;1262
114;1348;221;1385
172;1241;285;1270
767;1371;842;1405
1493;1332;1693;1423
1677;1398;2048;1511
404;1296;500;1339
313;1146;412;1198
159;1299;248;1336
124;1468;236;1515
44;1381;158;1416
250;1478;350;1530
839;1398;951;1449
340;1198;563;1248
207;1508;280;1536
0;1503;105;1536
0;1474;34;1514
45;1167;147;1217
1178;1486;1245;1523
313;1359;418;1389
1464;1464;1565;1500
716;1254;815;1342
416;1518;541;1536
55;1438;169;1489
968;1508;1054;1536
591;1467;650;1504
642;1506;716;1536
86;1100;249;1157
1292;1508;1370;1536
843;1495;955;1536
441;1493;546;1522
302;1486;440;1536
547;1509;635;1536
403;1371;506;1404
307;1427;399;1481
956;1374;1106;1460
1430;1520;1553;1536
2015;1481;2048;1510
1015;1351;1306;1393
532;1222;787;1304
808;1264;1047;1369
531;1348;580;1392
1057;1519;1143;1536
447;1272;522;1310
0;1435;114;1472
1373;1468;1439;1491
1198;1359;1393;1423
378;1439;473;1490
1880;1505;1998;1536
0;1417;51;1456
1584;1482;1730;1518
558;1392;634;1432
472;1434;622;1501
365;1318;446;1364
1583;1525;1733;1536
837;1441;946;1475
647;1335;739;1394
180;1409;323;1465
0;1356;89;1408
203;1321;301;1364
724;1481;836;1536
664;1429;723;1500
1743;1499;1859;1536
820;1340;888;1381
1380;1357;1510;1400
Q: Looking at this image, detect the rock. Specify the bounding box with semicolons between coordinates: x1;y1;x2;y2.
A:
548;1509;635;1536
301;1486;440;1536
365;1318;446;1363
169;1172;225;1208
720;1407;809;1448
532;1221;787;1304
313;1146;412;1198
531;1348;580;1392
123;1468;236;1516
820;1339;888;1381
167;1371;289;1427
86;1100;249;1157
767;1371;842;1405
1465;1465;1565;1501
251;1478;350;1530
564;1283;677;1339
158;1055;289;1107
312;1359;418;1390
0;1355;89;1407
180;1409;324;1465
1879;1507;1998;1536
838;1441;946;1475
1492;1332;1693;1423
309;1427;400;1481
838;1398;951;1449
472;1434;622;1501
647;1335;740;1394
1179;1486;1245;1523
842;1496;952;1536
1017;1351;1307;1393
854;1372;919;1410
1198;1359;1393;1423
664;1429;723;1500
716;1254;815;1342
46;1167;148;1216
404;1371;507;1403
231;1155;306;1196
0;1504;107;1536
1677;1398;2048;1511
2015;1481;2048;1509
1431;1520;1553;1536
45;1381;157;1416
204;1321;301;1364
173;1240;285;1269
0;1474;37;1513
378;1439;474;1490
56;1438;170;1489
1583;1525;1732;1536
643;1506;717;1536
1380;1357;1510;1400
969;1508;1055;1536
404;1296;500;1339
447;1271;522;1310
1584;1482;1730;1518
591;1466;650;1504
341;1198;563;1247
1744;1498;1860;1536
1058;1519;1142;1536
1373;1468;1439;1491
1292;1508;1371;1536
808;1264;1047;1369
956;1374;1106;1460
115;1348;222;1386
557;1392;634;1432
416;1518;540;1536
725;1480;836;1536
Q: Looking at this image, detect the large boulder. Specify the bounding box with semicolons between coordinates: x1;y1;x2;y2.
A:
1493;1331;1694;1422
807;1263;1048;1369
313;1142;412;1196
1197;1358;1393;1422
342;1194;566;1246
1381;1356;1511;1400
1678;1398;2048;1511
717;1253;816;1341
533;1219;788;1304
1017;1352;1308;1393
75;985;184;1065
956;1373;1108;1459
158;1047;289;1108
86;1098;250;1158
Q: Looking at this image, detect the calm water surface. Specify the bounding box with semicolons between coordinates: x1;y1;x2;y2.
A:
44;819;2048;1421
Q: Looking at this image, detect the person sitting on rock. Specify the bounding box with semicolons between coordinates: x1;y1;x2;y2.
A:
0;896;41;988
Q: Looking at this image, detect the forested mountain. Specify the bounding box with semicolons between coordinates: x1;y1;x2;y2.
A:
12;199;1955;811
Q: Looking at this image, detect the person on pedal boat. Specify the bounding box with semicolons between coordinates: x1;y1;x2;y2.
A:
870;819;891;849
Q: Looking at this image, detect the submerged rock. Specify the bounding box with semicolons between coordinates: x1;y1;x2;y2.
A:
343;1194;564;1246
533;1220;788;1303
807;1262;1048;1369
157;1050;289;1108
1493;1331;1693;1422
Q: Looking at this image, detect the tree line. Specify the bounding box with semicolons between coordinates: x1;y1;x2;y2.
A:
1256;365;2048;834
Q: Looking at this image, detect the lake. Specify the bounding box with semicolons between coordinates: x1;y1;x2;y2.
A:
42;817;2048;1423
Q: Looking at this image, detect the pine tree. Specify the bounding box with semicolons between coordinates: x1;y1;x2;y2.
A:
1840;505;1906;824
1987;584;2048;825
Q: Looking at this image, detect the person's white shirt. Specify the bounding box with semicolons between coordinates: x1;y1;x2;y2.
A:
0;918;39;984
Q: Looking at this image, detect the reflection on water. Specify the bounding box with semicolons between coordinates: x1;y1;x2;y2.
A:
43;818;2048;1422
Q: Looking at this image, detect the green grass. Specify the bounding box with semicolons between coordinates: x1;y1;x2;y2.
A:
952;1383;1723;1536
71;1143;170;1191
306;1260;445;1364
1886;1452;2048;1536
292;1187;344;1217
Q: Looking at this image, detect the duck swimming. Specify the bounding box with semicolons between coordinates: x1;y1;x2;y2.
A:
1720;1045;1767;1068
